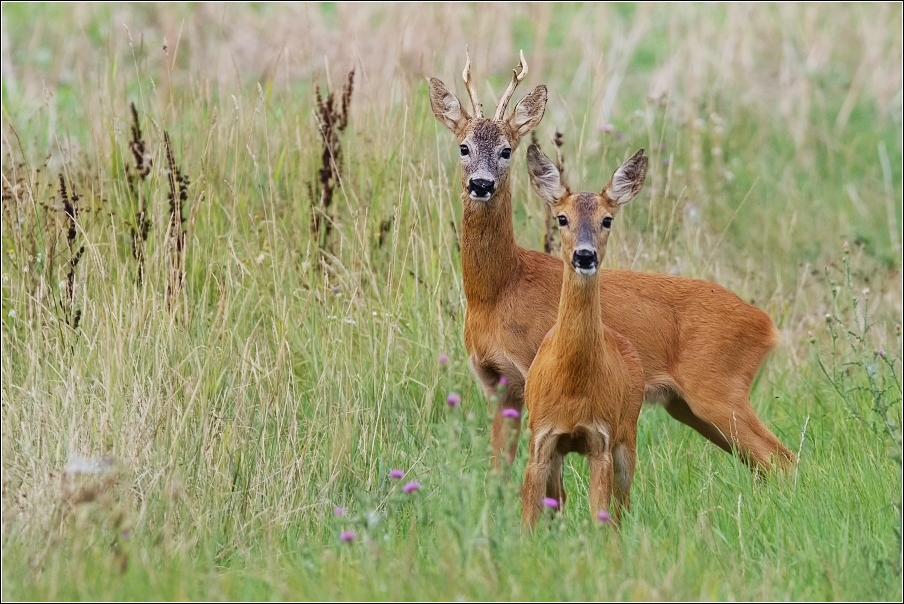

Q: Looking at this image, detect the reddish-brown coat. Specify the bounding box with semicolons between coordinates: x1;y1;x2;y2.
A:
428;55;794;474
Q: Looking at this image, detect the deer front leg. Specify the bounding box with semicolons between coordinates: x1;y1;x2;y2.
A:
545;450;566;512
588;431;614;527
491;377;525;466
522;429;559;529
611;441;637;526
472;360;525;468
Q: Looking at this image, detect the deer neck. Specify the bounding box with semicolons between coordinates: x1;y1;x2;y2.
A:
460;186;520;303
553;267;605;358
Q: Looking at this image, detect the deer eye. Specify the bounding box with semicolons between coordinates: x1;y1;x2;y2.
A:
602;217;613;229
500;148;512;160
557;215;568;227
460;145;470;157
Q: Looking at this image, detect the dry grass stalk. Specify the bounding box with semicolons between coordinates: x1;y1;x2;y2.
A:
163;131;188;310
127;102;152;285
311;68;354;252
58;174;83;328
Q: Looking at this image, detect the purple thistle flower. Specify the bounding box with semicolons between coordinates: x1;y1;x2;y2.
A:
597;510;612;523
542;497;559;509
501;408;520;419
333;506;345;516
498;376;508;387
876;349;886;357
339;530;357;542
403;481;421;494
446;392;461;407
438;353;450;366
389;468;405;480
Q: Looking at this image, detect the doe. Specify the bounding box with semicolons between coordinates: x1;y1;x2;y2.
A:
522;144;646;528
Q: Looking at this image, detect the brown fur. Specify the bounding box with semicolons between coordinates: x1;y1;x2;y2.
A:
522;148;645;529
522;170;646;526
428;58;796;474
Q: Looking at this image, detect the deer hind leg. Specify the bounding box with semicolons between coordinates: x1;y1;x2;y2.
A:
587;429;614;527
522;429;559;528
672;385;797;472
663;392;734;453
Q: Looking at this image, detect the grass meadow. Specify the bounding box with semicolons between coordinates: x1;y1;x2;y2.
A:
1;3;902;600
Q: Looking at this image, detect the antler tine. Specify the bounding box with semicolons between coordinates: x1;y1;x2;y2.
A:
493;49;529;121
462;46;483;118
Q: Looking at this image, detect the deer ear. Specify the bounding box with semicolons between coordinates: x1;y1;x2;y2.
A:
604;148;648;206
527;144;566;206
508;85;547;139
428;77;470;135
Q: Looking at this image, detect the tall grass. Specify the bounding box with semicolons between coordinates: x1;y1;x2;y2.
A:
2;3;901;600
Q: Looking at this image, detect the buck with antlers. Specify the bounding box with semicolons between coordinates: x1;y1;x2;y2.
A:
427;51;795;473
521;144;646;528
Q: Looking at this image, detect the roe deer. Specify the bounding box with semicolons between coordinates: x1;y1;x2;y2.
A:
522;144;646;528
427;51;795;473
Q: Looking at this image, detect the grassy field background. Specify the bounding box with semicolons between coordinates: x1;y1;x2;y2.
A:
1;3;902;600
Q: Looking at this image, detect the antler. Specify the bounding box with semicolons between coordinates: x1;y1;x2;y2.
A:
462;47;483;119
493;49;528;121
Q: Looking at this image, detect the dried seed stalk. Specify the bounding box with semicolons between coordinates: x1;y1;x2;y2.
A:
311;68;354;251
127;102;152;284
59;174;83;328
163;131;189;310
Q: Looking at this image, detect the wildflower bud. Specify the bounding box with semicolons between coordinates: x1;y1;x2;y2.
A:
402;481;420;494
597;510;612;523
542;497;559;509
438;353;449;367
876;349;885;357
339;530;357;542
333;507;345;516
501;408;520;419
446;392;461;407
389;469;404;480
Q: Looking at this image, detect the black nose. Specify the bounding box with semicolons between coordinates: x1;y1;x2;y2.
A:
468;178;495;197
572;249;598;270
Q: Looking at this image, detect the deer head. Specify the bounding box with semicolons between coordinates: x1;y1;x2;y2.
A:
527;144;648;275
428;50;547;202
